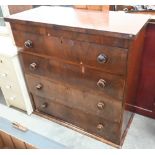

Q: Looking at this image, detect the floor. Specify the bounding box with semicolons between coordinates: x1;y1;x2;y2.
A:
0;89;155;149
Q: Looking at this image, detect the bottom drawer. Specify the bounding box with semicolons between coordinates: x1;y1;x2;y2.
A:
32;94;121;144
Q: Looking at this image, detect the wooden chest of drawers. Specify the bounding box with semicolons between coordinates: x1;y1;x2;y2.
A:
0;37;33;114
5;6;149;147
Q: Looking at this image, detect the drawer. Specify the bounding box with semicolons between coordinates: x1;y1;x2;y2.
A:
26;74;122;122
11;23;129;48
0;69;20;86
0;79;22;96
21;53;125;100
1;87;26;110
0;56;18;84
0;56;13;71
0;80;26;110
33;94;121;144
15;31;128;75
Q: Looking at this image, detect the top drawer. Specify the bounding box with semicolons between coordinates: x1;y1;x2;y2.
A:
13;30;128;75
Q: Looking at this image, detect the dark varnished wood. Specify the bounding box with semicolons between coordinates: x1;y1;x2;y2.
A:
123;27;146;136
5;6;149;146
26;74;122;122
11;23;129;48
130;22;155;119
13;30;128;75
8;5;32;15
33;94;121;144
20;52;125;100
126;27;146;105
5;6;149;39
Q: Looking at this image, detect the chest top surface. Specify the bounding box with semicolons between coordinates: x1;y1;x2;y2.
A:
5;6;150;39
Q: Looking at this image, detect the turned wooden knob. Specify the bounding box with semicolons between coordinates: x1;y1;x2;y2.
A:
97;101;105;110
97;79;106;89
123;8;128;13
97;53;108;64
97;124;104;130
41;102;48;108
29;62;37;70
24;40;33;48
36;83;43;90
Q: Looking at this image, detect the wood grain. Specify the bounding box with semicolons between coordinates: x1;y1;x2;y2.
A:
74;5;110;11
26;74;122;122
0;131;15;149
122;26;146;135
11;23;129;48
132;22;155;119
14;31;128;75
12;137;27;149
8;5;33;15
0;131;36;149
34;111;121;148
20;52;125;100
5;6;148;146
5;6;149;38
126;27;145;105
0;133;4;148
33;94;121;145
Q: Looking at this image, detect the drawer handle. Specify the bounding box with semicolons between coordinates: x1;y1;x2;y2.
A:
97;101;105;110
24;40;33;48
36;83;43;90
6;85;11;89
41;102;48;108
10;96;16;101
97;124;104;130
0;73;7;77
97;79;106;89
97;53;108;64
29;62;37;70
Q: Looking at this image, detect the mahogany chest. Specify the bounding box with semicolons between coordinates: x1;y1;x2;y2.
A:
5;6;149;147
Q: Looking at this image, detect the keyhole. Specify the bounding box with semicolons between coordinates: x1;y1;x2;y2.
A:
0;60;2;63
60;37;63;44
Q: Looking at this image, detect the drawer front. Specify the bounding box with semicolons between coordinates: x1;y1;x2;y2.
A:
0;56;18;84
11;23;129;48
33;94;121;144
26;74;122;122
14;30;128;75
0;79;22;96
1;86;26;110
21;53;125;100
0;69;19;86
0;56;13;71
